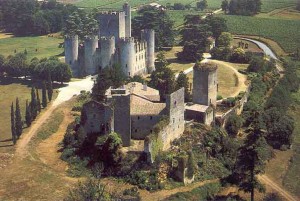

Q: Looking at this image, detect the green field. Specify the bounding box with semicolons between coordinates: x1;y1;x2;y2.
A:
260;0;298;13
0;35;63;59
221;15;300;53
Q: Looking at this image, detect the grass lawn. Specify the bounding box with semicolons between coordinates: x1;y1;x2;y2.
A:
0;77;59;151
0;35;63;59
221;14;300;53
260;0;298;13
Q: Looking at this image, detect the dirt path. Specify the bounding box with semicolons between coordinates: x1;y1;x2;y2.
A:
209;59;248;97
258;175;299;201
15;104;56;159
36;109;73;173
139;179;219;201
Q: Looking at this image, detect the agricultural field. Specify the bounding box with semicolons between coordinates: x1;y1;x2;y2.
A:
221;15;300;53
0;77;59;152
260;0;298;13
0;35;63;59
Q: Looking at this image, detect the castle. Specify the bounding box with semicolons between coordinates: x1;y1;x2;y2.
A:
64;3;155;77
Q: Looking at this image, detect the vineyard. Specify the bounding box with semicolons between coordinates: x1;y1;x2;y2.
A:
222;14;300;53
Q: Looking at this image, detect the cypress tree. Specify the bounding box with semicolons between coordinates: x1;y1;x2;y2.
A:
15;98;23;138
42;81;47;108
30;87;37;119
47;72;53;101
25;100;32;127
10;102;16;145
36;88;41;113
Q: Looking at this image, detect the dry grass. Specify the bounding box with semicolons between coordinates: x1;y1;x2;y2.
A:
232;38;263;53
0;32;13;39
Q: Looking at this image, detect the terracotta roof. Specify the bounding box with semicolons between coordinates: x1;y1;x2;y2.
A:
130;94;166;115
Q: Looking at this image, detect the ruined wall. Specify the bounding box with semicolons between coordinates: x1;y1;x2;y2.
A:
82;101;114;135
119;37;135;77
98;12;125;40
131;114;162;140
141;29;155;73
64;35;79;77
99;36;115;69
84;36;98;75
113;94;131;146
192;65;218;107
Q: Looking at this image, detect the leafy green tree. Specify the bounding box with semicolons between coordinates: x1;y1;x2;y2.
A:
0;54;6;76
149;52;175;98
63;11;82;36
11;102;16;145
173;3;186;10
221;0;229;13
47;72;53;101
197;0;208;11
216;32;232;48
30;87;38;120
25;100;32;127
228;0;262;16
5;53;28;78
52;62;72;84
15;98;23;138
42;81;48;108
36;89;41;113
100;132;123;167
80;13;99;38
187;150;196;178
205;16;228;39
176;72;190;101
225;114;244;137
230;48;248;63
92;69;113;102
132;6;175;48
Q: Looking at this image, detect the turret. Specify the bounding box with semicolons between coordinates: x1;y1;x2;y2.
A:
65;35;79;77
99;36;116;69
84;35;98;75
123;3;131;37
192;62;218;107
141;29;155;73
119;37;135;77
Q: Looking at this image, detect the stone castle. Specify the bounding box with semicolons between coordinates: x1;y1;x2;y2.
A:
64;3;155;77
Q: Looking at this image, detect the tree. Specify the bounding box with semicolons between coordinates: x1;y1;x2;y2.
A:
91;69;112;102
47;72;53;101
10;102;16;144
221;0;229;13
36;89;41;113
15;98;23;138
100;132;123;167
225;114;244;137
197;0;208;11
228;0;262;16
62;11;82;36
25;100;32;127
30;87;38;120
173;3;185;10
176;72;190;101
187;151;196;178
216;32;232;48
5;53;28;78
230;48;247;63
205;16;228;39
0;54;5;76
132;6;175;48
42;81;48;108
297;0;300;11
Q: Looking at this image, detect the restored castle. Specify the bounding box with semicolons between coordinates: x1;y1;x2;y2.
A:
65;3;155;77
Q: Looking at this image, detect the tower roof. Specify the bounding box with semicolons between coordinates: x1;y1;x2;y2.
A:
194;61;218;72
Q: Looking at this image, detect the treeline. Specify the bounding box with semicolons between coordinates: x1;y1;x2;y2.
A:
11;83;53;144
221;0;262;15
0;53;72;83
0;0;78;36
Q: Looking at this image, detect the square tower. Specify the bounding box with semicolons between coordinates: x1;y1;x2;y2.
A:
192;62;218;107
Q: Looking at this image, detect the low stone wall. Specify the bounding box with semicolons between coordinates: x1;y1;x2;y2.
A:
216;83;251;127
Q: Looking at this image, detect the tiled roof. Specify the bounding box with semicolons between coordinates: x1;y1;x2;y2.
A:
130;94;166;115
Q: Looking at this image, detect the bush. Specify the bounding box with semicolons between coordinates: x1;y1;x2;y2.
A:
217;95;223;100
225;114;244;137
123;187;140;197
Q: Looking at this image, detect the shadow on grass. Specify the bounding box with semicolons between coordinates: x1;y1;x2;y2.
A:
0;138;12;143
167;57;192;65
0;144;14;148
0;76;67;89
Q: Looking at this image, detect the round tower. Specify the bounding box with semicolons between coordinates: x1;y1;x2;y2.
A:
65;35;79;77
141;29;155;73
192;62;218;107
99;36;115;69
84;35;98;75
123;3;131;37
119;37;135;77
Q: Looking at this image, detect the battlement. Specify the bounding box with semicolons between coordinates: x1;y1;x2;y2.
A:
135;41;147;52
100;36;115;41
119;37;135;43
64;35;78;39
98;11;124;15
84;35;98;40
194;62;218;72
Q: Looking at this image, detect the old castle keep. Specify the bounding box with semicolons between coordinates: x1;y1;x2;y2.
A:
65;3;155;77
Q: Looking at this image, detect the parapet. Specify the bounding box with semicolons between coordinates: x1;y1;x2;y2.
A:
100;36;115;41
84;35;98;40
193;61;218;72
64;35;78;40
98;11;124;16
119;37;135;43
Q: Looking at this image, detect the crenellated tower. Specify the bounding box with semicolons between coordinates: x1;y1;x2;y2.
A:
141;29;155;73
84;35;98;75
99;36;116;69
64;35;79;77
119;37;135;77
192;62;218;107
123;3;131;37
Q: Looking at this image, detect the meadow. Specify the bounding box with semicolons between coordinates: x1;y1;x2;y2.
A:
0;35;63;59
260;0;298;13
221;15;300;53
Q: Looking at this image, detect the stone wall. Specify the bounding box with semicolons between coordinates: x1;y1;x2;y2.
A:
131;114;162;140
64;35;79;77
98;12;125;40
84;36;98;75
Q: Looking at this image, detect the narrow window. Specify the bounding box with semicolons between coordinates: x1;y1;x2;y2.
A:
150;116;153;120
135;129;137;132
138;116;140;120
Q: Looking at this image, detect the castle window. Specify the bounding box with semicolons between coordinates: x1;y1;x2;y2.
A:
174;101;177;107
126;64;128;68
137;116;140;120
173;118;175;124
210;99;212;104
150;129;152;133
150;116;153;120
135;129;137;132
69;61;72;65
